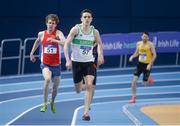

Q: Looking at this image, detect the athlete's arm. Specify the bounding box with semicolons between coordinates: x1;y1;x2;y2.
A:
94;29;104;65
48;30;65;45
149;42;157;66
30;32;42;62
129;42;139;62
64;26;78;69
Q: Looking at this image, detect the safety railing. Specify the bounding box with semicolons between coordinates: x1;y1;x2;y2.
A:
0;38;22;75
21;37;38;74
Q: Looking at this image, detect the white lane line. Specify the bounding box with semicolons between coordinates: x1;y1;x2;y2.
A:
4;104;42;126
71;97;180;126
123;100;180;126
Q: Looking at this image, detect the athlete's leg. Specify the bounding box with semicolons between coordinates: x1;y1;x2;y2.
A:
51;76;60;113
91;63;97;102
148;75;154;85
83;75;94;121
40;67;52;112
129;75;139;103
72;61;84;93
129;63;141;103
82;77;86;91
42;67;52;103
142;70;151;86
51;77;60;102
91;85;95;102
82;61;96;120
90;71;96;106
75;80;84;93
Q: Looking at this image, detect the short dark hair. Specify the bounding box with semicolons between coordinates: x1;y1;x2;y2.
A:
80;9;93;17
45;14;59;24
142;32;149;36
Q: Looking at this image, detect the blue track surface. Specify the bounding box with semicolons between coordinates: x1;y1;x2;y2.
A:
0;66;180;125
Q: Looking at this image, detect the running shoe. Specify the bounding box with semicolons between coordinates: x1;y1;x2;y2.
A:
82;114;90;121
50;98;56;113
40;103;47;112
148;76;154;85
129;96;136;103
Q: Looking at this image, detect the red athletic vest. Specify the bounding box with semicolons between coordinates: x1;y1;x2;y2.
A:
41;30;61;65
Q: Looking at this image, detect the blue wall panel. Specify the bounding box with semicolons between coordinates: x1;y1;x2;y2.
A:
131;0;180;17
131;19;180;32
1;0;180;40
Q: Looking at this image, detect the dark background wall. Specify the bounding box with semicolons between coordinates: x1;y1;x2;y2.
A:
0;0;180;75
0;0;180;40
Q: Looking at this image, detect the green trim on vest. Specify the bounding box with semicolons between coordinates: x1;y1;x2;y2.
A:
72;39;94;45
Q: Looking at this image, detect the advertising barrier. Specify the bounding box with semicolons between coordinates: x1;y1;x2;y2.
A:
102;32;180;56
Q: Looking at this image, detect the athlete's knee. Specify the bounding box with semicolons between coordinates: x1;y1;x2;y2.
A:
131;80;137;87
44;78;51;84
92;85;96;90
75;82;82;93
132;76;138;85
53;86;58;93
143;77;148;82
52;89;58;97
86;84;93;91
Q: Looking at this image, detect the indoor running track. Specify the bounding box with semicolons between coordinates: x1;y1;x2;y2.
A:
0;65;180;126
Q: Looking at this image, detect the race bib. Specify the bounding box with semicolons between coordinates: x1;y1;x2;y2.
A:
44;45;57;54
80;46;91;55
139;54;147;61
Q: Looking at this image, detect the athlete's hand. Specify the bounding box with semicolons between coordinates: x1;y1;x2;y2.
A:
146;64;151;70
98;55;104;65
129;56;133;62
47;37;61;45
66;60;72;70
47;37;56;42
30;54;36;62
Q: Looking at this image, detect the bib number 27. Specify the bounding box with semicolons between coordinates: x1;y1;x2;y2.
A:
80;46;91;55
